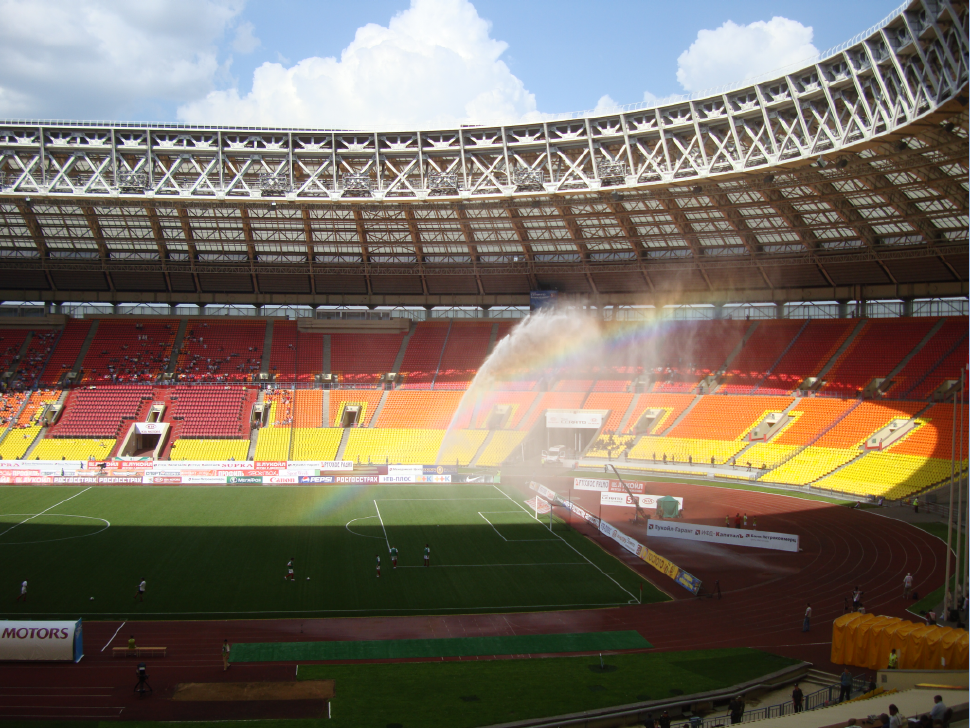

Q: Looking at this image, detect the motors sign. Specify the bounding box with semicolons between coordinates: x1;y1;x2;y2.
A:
0;620;83;662
646;521;799;553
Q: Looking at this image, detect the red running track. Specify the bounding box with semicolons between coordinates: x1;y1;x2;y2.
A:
0;480;947;721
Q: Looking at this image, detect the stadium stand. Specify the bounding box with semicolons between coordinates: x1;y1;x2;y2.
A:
0;426;41;460
666;395;794;441
399;321;449;389
450;390;537;430
296;331;324;382
822;318;938;397
293;389;322;427
755;319;854;394
31;437;114;461
434;322;492;390
344;428;444;465
375;391;462;429
622;393;695;435
0;329;29;374
11;330;58;388
79;319;176;383
583;392;634;433
0;390;28;431
719;320;805;394
476;431;527;466
51;385;151;438
553;379;593;392
628;436;745;464
586;434;634;459
39;319;92;384
438;429;488;465
330;332;405;385
253;426;290;461
329;391;384;428
268;321;297;382
897;319;968;398
267;390;293;426
592;380;631;392
170;439;249;461
175;320;265;382
291;428;342;461
652;320;749;392
167;386;255;438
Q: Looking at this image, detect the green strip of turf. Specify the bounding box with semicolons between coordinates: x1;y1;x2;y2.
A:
231;630;651;663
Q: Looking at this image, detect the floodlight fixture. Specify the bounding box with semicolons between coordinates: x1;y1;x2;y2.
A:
836;158;849;169
691;186;702;194
764;175;775;184
609;191;623;202
816;155;828;168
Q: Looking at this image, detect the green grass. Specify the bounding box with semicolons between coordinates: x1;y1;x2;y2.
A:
0;483;664;620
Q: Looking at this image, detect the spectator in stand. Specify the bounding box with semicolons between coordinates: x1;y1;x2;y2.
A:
888;705;904;728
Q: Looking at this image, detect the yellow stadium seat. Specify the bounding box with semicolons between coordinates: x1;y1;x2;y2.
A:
170;439;249;461
0;426;42;459
291;428;343;461
31;438;114;461
475;431;527;466
438;430;488;465
763;447;858;485
344;429;444;465
253;427;291;461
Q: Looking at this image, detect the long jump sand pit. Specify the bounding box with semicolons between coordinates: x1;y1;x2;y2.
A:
169;680;334;720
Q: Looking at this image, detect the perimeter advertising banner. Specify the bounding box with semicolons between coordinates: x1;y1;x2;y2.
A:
646;520;799;553
0;620;83;662
600;493;684;509
572;477;650;495
546;411;603;428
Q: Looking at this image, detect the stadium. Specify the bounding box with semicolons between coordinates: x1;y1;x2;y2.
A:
0;0;966;725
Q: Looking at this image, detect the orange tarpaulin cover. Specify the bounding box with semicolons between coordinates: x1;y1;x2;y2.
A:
831;614;968;671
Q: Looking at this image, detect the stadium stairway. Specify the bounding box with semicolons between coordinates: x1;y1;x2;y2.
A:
815;319;867;381
429;320;453;389
712;320;761;387
391;326;414;374
903;329;968;398
368;390;390;425
260;320;274;377
515;394;545;431
469;430;497;466
335;428;352;460
70;320;100;380
879;318;946;392
657;394;701;435
165;319;188;373
320;389;330;426
485;322;499;356
3;332;34;379
750;319;810;394
615;393;642;433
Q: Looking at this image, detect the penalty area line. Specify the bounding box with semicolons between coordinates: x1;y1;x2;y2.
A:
373;500;391;552
491;483;639;603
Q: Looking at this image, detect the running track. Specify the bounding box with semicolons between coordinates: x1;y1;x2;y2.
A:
0;480;948;722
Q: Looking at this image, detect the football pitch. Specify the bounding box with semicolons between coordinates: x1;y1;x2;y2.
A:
0;484;665;619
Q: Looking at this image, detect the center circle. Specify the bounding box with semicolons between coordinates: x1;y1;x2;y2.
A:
0;514;110;545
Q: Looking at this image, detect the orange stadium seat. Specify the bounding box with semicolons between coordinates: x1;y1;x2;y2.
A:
375;391;463;429
329;390;384;428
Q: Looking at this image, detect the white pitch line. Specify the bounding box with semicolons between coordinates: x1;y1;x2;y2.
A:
373;500;391;552
491;483;639;603
100;621;126;652
478;512;507;542
478;512;557;542
0;487;91;539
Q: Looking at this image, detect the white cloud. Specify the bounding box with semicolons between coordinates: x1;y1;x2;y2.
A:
676;17;818;92
593;94;618;114
232;20;260;54
0;0;243;119
178;0;540;130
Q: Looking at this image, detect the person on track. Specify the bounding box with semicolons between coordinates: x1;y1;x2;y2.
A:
222;639;231;671
15;580;26;603
802;603;812;632
424;543;430;567
135;578;146;602
913;496;919;513
852;586;863;611
725;515;730;527
376;554;381;578
285;558;295;581
903;573;914;599
734;513;742;528
887;648;899;669
390;546;398;569
743;513;748;527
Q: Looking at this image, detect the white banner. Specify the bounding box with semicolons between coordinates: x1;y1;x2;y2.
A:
134;422;166;435
646;520;799;553
387;464;423;474
600;493;684;509
597;520;641;555
546;410;603;428
0;620;82;661
574;478;610;491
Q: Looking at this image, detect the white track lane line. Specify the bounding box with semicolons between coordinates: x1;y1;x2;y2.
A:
0;487;91;539
100;621;125;652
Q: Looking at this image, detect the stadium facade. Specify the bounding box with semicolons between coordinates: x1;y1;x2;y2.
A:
0;0;965;313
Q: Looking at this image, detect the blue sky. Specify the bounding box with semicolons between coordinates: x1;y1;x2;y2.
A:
0;0;903;128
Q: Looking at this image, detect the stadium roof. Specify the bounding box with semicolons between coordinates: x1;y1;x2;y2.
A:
0;0;966;309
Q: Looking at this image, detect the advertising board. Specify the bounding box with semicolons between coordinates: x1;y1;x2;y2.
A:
0;620;83;662
646;520;799;553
